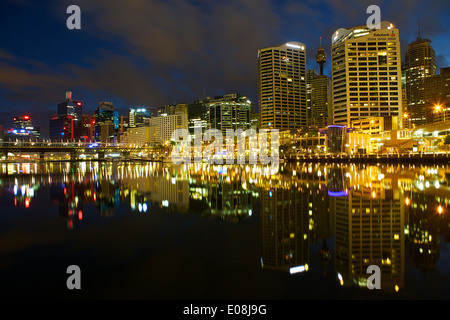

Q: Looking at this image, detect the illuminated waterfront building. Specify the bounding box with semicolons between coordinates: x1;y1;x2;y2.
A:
331;22;402;129
258;42;307;131
405;34;436;126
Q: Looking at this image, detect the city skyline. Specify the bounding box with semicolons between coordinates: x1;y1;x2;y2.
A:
1;0;450;137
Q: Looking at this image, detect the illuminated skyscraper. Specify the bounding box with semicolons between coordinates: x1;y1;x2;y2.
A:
331;22;402;129
405;32;436;126
258;42;307;131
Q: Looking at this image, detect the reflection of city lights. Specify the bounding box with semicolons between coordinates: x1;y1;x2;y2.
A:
289;264;308;274
438;205;443;214
337;273;344;286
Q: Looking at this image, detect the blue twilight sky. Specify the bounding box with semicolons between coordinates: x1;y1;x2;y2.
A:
0;0;449;137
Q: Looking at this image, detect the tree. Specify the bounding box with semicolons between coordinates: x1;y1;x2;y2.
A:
445;135;450;146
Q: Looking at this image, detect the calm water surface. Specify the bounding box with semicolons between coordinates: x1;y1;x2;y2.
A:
1;161;450;299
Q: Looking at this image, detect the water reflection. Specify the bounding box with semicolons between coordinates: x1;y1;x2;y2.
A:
1;161;450;297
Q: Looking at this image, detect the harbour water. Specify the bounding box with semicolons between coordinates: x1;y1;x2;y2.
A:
1;161;449;299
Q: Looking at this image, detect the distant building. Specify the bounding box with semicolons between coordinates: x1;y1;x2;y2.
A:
311;75;332;128
307;69;318;127
128;107;152;128
187;99;209;135
49;91;83;141
148;112;188;145
405;36;437;126
5;115;40;141
206;94;251;135
425;67;450;122
122;125;151;146
94;101;119;142
81;114;95;141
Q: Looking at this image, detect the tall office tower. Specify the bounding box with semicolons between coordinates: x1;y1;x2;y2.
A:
331;22;403;130
307;69;318;127
425;67;450;122
311;42;332;128
258;42;307;132
405;32;436;126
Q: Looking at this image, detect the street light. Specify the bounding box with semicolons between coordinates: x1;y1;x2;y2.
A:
435;104;445;122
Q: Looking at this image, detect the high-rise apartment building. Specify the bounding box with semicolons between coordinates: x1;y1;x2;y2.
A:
405;36;436;126
258;42;307;132
331;22;402;129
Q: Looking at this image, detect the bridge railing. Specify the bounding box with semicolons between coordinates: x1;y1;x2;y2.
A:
0;141;154;148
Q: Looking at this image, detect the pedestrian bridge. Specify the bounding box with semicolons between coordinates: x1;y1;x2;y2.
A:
0;141;168;160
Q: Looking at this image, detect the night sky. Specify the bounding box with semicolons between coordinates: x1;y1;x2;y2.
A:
1;0;449;138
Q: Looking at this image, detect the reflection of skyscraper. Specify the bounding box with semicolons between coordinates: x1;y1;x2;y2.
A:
208;181;253;222
333;186;404;293
406;191;440;271
261;187;309;273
